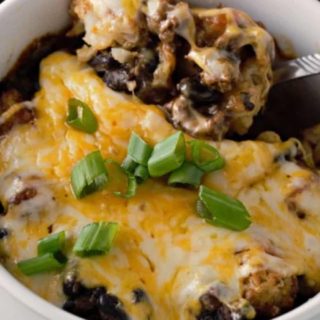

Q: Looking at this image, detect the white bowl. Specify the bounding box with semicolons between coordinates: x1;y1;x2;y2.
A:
0;0;320;319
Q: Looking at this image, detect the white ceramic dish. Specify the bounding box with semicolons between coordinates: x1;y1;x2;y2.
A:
0;0;320;319
0;286;46;320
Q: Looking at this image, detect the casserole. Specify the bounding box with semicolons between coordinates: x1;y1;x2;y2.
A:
0;2;320;319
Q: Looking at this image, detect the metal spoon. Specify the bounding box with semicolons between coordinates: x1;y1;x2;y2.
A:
246;53;320;139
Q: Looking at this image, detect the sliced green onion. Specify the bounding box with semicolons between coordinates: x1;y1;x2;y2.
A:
66;98;98;134
134;165;150;184
128;133;153;166
148;132;186;177
71;150;108;199
189;140;225;172
198;185;251;231
121;155;138;173
38;231;65;256
73;222;119;257
114;172;137;199
168;161;204;187
17;253;67;276
196;199;211;219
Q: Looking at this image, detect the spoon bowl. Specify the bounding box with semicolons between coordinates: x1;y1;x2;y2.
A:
247;74;320;139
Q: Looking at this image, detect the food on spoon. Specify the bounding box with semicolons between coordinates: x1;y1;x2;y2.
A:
72;0;275;139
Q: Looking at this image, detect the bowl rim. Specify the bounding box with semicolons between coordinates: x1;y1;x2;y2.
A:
1;264;320;320
0;0;320;319
0;266;80;320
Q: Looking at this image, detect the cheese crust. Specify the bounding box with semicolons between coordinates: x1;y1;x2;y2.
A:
0;52;320;319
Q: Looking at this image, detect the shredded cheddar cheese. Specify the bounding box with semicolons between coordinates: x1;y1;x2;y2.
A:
1;52;320;319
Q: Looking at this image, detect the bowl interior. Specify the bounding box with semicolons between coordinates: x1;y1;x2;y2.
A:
0;0;320;320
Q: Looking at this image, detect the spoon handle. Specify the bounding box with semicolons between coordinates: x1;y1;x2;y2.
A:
273;53;320;84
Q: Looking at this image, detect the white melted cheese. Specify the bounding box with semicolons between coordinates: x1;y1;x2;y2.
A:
73;0;142;60
1;53;320;319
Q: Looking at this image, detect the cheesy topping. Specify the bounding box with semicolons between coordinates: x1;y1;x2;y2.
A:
73;0;142;60
1;53;320;319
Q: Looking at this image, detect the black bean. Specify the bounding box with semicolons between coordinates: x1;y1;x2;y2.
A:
62;300;76;312
90;51;120;73
74;296;96;314
63;278;89;298
136;84;173;105
99;293;128;320
197;310;217;320
99;307;128;320
92;287;107;299
135;48;159;76
90;287;107;304
98;293;120;313
103;70;131;92
177;78;222;105
89;51;133;93
63;279;129;320
0;228;8;240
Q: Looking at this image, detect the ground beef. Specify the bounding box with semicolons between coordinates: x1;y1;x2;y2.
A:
8;187;38;206
0;104;35;138
194;13;228;48
0;88;23;114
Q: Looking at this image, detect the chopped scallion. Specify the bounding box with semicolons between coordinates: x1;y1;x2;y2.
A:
38;231;66;256
66;98;98;134
190;140;224;172
128;133;153;166
198;185;251;231
148;132;186;177
73;222;119;257
168;161;204;187
17;253;67;276
121;156;138;173
71;150;108;199
114;172;137;199
134;165;150;184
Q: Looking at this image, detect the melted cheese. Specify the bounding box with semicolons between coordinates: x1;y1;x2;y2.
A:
73;0;141;60
1;53;320;319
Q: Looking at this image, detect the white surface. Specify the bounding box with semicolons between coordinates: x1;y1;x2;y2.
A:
0;286;44;320
1;0;320;320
